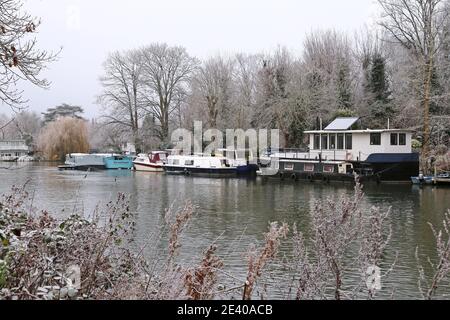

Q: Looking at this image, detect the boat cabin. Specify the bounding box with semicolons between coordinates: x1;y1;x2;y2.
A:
264;117;419;182
304;117;413;162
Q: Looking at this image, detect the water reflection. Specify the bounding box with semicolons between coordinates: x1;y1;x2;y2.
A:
0;163;449;299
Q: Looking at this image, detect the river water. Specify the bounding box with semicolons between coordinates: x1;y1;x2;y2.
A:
1;163;450;299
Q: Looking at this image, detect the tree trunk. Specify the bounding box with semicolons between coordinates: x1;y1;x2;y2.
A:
422;57;433;173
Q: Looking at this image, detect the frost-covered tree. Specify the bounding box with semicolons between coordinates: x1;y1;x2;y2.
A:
0;0;56;109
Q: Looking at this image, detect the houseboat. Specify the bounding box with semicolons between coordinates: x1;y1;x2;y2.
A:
103;155;134;170
0;140;29;162
133;151;168;172
164;150;258;177
59;154;108;171
259;117;419;183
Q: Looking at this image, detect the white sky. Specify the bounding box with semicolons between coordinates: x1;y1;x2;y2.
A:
15;0;379;119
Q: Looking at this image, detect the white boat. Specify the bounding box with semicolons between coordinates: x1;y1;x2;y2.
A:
133;151;168;172
164;152;258;176
18;155;35;162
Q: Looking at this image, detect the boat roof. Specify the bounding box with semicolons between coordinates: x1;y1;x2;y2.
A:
304;129;414;134
325;117;359;130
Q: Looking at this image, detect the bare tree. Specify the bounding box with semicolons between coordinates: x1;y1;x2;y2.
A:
378;0;449;162
140;44;199;143
0;0;57;109
191;55;234;129
233;53;260;129
98;50;143;149
302;30;356;120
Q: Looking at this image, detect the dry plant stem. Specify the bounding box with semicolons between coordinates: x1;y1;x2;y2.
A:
243;222;289;300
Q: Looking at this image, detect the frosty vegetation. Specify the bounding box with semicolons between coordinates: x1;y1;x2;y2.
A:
1;180;449;300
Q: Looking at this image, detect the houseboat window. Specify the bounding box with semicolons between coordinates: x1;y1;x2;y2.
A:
185;160;194;166
345;134;353;150
391;133;398;146
323;165;335;173
399;133;406;146
284;163;294;171
304;164;315;172
173;160;180;165
314;134;320;150
370;133;381;146
337;134;344;150
330;134;336;150
321;134;328;150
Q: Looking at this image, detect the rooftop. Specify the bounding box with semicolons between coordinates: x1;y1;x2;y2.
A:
324;117;359;130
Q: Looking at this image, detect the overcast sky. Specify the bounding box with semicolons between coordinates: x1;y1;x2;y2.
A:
16;0;379;119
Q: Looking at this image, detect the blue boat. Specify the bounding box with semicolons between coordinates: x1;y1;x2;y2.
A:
103;155;133;170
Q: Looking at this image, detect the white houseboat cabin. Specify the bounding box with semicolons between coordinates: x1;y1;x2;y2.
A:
261;117;419;183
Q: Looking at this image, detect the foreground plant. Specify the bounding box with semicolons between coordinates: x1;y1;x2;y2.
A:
243;222;289;300
0;185;218;300
417;210;450;300
289;181;394;300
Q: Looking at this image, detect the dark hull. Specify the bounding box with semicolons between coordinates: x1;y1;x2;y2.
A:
58;165;106;172
164;165;258;177
274;153;419;183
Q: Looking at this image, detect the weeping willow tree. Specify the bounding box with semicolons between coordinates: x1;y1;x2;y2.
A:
37;117;90;161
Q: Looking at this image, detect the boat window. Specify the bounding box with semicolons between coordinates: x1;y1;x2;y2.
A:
345;134;353;150
321;134;328;150
304;164;315;172
314;134;320;150
399;133;406;146
185;160;194;166
337;134;344;150
390;133;398;146
330;134;336;150
284;163;294;171
173;160;179;165
370;133;381;146
159;154;167;161
323;165;335;173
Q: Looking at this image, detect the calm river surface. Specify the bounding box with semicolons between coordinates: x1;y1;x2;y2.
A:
1;163;450;299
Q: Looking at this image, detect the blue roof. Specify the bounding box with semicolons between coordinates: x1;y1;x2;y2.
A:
366;153;419;163
325;117;359;130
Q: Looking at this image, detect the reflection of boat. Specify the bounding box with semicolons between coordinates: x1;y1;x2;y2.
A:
133;152;168;172
103;155;133;170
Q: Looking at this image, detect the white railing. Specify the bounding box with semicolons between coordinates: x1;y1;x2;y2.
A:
268;149;350;161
